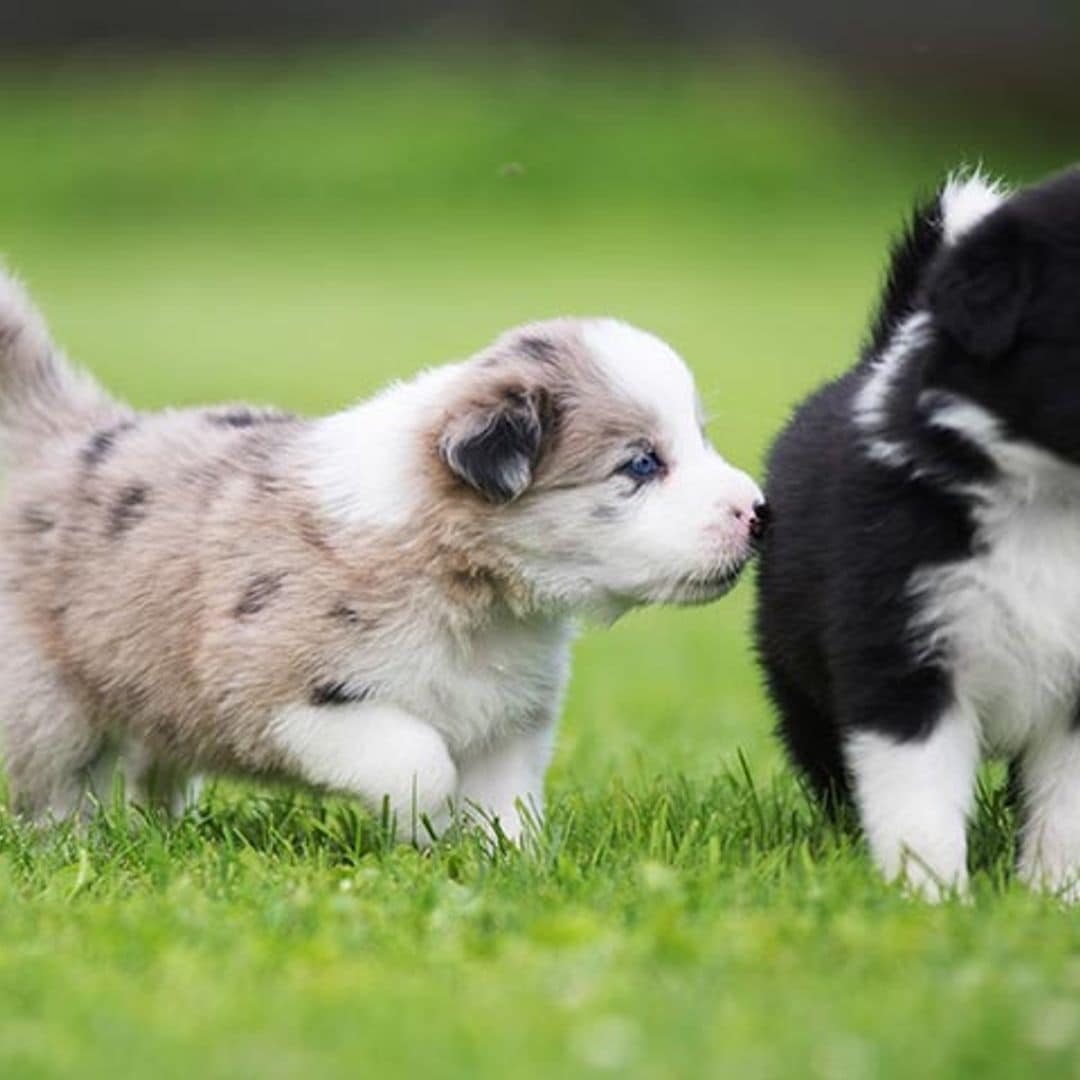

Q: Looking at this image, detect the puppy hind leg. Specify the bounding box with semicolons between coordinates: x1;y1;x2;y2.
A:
0;661;103;824
122;739;202;818
1017;726;1080;902
766;663;850;810
846;700;979;899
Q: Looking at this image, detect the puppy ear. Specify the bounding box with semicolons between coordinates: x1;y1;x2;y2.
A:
440;386;547;503
928;211;1033;358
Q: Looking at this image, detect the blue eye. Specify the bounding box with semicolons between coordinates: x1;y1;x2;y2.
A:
622;450;663;480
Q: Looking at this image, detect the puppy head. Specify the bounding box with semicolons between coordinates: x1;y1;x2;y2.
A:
927;167;1080;461
436;318;764;614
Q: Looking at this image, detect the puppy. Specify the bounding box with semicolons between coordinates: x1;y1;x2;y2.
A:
756;166;1080;897
0;271;764;841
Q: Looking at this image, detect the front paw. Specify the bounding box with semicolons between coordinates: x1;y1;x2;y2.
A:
460;797;540;848
895;855;970;904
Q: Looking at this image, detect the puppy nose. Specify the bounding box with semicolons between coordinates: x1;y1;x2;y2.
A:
748;499;770;540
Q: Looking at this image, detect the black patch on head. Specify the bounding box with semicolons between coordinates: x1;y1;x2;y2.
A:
82;420;136;467
234;572;286;618
207;408;295;429
108;485;149;536
309;681;373;706
20;504;56;533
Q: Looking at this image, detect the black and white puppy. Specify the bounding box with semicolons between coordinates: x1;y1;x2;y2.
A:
756;166;1080;898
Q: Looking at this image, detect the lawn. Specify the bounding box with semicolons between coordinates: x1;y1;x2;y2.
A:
0;48;1077;1078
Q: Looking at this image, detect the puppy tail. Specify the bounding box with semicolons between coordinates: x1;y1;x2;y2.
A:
0;265;118;454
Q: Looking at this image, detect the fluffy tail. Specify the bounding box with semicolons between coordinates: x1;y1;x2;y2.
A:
0;266;118;457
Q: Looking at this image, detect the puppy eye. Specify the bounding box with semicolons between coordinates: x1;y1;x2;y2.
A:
619;449;664;480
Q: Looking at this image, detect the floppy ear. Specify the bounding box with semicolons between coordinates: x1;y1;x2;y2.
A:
927;212;1033;358
439;386;547;503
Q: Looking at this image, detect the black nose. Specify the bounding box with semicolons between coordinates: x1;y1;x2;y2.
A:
748;499;770;541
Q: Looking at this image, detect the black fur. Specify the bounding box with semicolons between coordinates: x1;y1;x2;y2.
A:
234;572;285;617
443;389;547;503
82;420;136;467
206;408;295;429
309;681;373;706
108;484;150;537
326;600;380;634
863;194;945;360
755;167;1080;807
328;601;365;626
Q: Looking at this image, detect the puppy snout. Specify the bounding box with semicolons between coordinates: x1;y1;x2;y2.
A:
728;498;769;541
748;499;770;541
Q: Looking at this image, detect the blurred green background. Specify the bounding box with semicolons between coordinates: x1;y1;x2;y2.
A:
0;9;1079;1078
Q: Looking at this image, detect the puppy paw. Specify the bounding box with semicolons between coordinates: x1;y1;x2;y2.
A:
1018;855;1080;903
898;859;970;904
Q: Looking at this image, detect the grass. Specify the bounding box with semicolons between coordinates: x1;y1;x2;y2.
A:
0;46;1077;1078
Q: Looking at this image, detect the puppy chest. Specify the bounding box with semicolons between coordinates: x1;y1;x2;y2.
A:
914;514;1080;749
384;618;574;749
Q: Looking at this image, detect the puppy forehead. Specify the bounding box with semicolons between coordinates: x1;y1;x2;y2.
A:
581;318;698;422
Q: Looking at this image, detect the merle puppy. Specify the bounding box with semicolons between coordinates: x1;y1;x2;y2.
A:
0;265;764;843
756;167;1080;898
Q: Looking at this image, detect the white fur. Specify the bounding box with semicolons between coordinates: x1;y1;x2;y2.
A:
270;702;459;844
853;312;932;438
940;169;1008;245
910;445;1080;749
922;391;1076;496
1018;727;1080;901
363;609;574;757
905;414;1080;895
847;704;979;898
303;362;467;529
456;723;556;843
861;437;914;470
921;391;1004;451
584;319;700;455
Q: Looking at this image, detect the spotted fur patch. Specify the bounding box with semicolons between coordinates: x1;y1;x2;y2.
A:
108;485;150;536
233;572;286;618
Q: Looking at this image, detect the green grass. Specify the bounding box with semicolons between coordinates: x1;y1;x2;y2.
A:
0;47;1077;1079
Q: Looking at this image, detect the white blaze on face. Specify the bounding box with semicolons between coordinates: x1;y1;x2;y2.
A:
579;319;763;603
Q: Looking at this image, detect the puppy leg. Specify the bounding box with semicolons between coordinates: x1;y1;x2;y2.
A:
456;723;556;844
122;739;203;818
1017;726;1080;901
0;644;102;823
269;703;458;845
766;663;851;809
846;702;978;899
